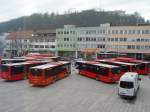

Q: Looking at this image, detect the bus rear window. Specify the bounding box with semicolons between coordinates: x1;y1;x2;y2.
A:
12;66;24;74
30;69;41;76
1;65;9;72
120;81;133;89
111;68;120;74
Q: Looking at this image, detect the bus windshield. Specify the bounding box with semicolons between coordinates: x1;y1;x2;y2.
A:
30;69;42;76
1;65;9;72
111;68;120;74
120;81;134;89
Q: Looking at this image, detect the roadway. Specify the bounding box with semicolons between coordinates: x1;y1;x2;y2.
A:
0;69;150;112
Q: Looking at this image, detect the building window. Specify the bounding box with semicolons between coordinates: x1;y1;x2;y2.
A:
115;38;118;41
137;38;140;42
124;38;127;42
64;38;69;41
137;30;141;34
127;45;131;49
35;45;39;48
128;30;132;34
120;30;123;34
124;30;127;34
112;30;115;34
136;45;140;49
50;45;55;48
142;30;145;34
40;45;44;48
145;30;149;34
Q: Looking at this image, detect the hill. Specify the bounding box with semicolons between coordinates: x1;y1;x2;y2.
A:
0;9;145;33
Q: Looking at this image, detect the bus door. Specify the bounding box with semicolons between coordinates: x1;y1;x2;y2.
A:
136;63;145;75
97;67;110;82
147;63;150;74
110;67;121;81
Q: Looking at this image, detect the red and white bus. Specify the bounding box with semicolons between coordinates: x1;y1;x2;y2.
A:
28;61;71;86
97;60;138;73
0;61;48;81
115;57;150;75
75;61;121;83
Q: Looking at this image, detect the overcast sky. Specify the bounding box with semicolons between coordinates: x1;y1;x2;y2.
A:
0;0;149;22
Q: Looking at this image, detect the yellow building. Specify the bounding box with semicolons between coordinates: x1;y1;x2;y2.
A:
107;24;150;59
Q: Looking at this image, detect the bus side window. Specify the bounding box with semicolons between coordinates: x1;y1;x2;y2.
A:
139;64;145;70
12;66;24;74
99;67;109;76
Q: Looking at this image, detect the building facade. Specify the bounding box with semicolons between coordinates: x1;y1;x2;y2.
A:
56;23;150;60
4;31;33;57
4;29;56;58
29;29;56;55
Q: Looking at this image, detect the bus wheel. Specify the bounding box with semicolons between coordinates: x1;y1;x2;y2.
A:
96;76;99;81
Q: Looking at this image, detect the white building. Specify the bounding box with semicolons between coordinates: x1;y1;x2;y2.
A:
4;29;56;58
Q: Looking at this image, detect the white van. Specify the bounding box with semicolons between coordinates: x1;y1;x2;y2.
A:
118;72;141;98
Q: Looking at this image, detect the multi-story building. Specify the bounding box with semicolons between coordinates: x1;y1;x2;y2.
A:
107;24;150;59
4;31;33;57
4;29;56;58
56;25;77;58
56;24;109;59
29;29;56;55
56;23;150;60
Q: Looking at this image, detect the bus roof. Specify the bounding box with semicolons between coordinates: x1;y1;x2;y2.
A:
3;62;29;66
3;61;48;66
31;64;57;69
77;61;99;64
111;61;138;65
77;61;119;68
31;61;70;69
132;60;150;64
97;60;137;66
1;58;26;61
94;63;119;68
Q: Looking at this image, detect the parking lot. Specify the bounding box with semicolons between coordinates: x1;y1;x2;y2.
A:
0;69;150;112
